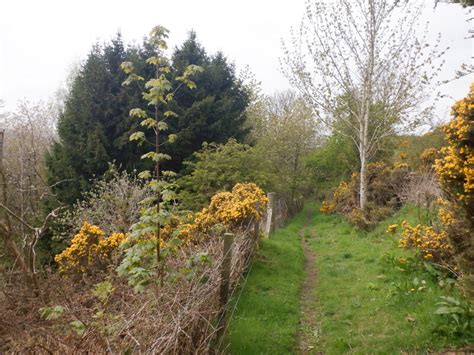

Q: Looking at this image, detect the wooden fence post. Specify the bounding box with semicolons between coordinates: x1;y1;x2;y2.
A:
264;192;276;238
253;215;260;245
254;202;260;245
0;128;4;169
217;232;234;339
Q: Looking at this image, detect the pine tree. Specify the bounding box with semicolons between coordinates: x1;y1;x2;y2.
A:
46;34;149;204
47;31;250;204
166;32;250;171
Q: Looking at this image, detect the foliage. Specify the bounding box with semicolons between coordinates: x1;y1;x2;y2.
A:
391;129;446;172
176;139;272;210
305;134;358;193
116;25;201;291
177;91;318;211
434;83;474;298
165;32;251;171
117;182;266;291
320;162;410;228
434;85;474;204
251;91;319;205
47;34;133;204
54;167;151;241
397;221;452;264
181;182;268;239
434;296;474;342
47;31;250;205
54;222;126;274
0;101;59;267
39;305;65;321
283;0;446;209
319;181;352;215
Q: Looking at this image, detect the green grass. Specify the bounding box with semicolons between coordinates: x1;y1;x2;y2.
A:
226;208;306;354
226;202;468;354
309;204;466;353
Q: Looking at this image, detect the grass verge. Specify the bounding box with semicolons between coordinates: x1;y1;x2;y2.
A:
225;208;306;354
308;204;468;353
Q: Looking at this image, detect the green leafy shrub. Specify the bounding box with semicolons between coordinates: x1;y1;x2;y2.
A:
434;296;474;343
176;139;272;210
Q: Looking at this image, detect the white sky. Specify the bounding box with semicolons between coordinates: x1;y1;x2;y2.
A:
0;0;472;123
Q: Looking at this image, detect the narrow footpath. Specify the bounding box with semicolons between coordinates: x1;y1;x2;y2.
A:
297;209;319;354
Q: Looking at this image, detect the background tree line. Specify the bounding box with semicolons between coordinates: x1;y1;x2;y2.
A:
47;32;250;205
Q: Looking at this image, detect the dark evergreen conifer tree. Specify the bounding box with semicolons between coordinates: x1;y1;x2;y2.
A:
47;31;249;204
167;32;250;171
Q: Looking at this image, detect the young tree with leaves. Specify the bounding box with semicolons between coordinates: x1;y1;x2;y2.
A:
253;91;319;207
282;0;446;210
117;26;202;290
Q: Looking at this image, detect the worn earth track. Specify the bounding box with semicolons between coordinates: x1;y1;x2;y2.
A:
297;208;320;354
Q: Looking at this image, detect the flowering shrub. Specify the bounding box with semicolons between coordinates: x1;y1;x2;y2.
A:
321;162;409;229
347;208;368;229
55;222;126;274
397;220;452;263
181;183;268;238
420;148;439;168
320;181;353;214
435;86;473;203
117;182;268;291
320;200;335;214
386;224;398;234
433;84;474;298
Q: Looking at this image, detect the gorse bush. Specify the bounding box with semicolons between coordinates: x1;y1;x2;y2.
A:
320;161;410;228
434;83;474;298
397;221;452;263
181;182;268;238
117;182;267;291
386;199;457;269
54;222;126;274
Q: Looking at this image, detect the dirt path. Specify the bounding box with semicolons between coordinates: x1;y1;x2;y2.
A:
297;209;320;354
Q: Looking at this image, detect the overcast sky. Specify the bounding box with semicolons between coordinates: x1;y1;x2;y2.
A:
0;0;472;123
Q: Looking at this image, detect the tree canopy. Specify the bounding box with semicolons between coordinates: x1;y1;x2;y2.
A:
47;32;250;205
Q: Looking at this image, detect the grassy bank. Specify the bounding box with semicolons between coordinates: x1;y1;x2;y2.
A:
308;205;466;353
226;203;469;353
226;209;306;354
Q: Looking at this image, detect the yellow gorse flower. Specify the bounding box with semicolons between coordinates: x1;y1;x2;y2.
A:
434;84;474;202
181;183;268;239
54;222;126;274
385;224;398;234
398;221;452;262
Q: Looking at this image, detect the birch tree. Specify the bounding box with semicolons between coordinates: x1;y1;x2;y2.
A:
282;0;446;209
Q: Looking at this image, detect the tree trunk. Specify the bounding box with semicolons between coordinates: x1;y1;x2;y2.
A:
359;151;367;210
359;109;370;211
358;0;376;211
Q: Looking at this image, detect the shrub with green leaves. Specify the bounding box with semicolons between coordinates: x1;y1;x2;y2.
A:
176;139;272;210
